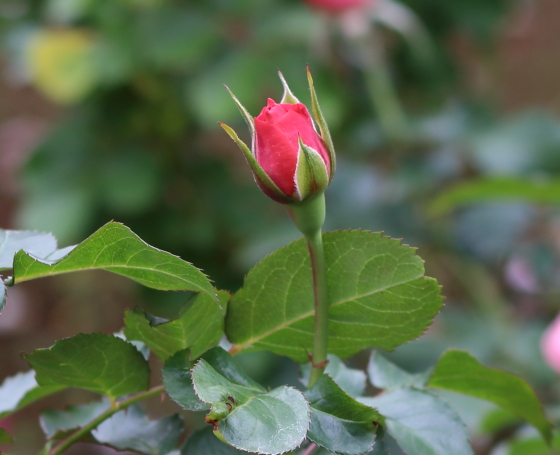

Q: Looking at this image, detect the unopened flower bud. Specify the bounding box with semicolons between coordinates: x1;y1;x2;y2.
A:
220;68;336;204
541;313;560;374
303;0;371;14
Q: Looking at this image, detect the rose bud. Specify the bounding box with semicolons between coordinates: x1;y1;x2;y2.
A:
303;0;371;14
220;68;335;204
541;313;560;374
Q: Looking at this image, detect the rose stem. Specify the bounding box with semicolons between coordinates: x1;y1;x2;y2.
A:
306;228;329;387
287;193;329;387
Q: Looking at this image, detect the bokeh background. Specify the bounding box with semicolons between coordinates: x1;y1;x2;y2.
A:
2;0;560;454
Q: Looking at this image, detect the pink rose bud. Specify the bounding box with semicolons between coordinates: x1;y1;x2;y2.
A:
304;0;371;13
220;68;335;204
541;313;560;374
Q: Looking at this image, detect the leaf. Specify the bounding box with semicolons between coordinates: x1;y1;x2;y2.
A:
162;349;209;412
227;231;442;362
359;388;473;455
197;347;266;391
162;347;265;412
24;333;150;400
192;355;309;454
368;430;406;455
0;427;13;444
0;370;65;419
114;330;150;360
181;427;247;454
13;222;216;301
40;399;111;439
507;431;560;455
367;352;430;390
301;355;367;397
304;375;380;455
0;280;6;314
124;290;229;361
428;178;560;216
427;350;552;443
0;229;58;270
93;404;183;455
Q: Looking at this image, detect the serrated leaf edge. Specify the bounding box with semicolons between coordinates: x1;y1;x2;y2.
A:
191;360;310;455
223;386;310;455
13;222;217;301
230;230;443;354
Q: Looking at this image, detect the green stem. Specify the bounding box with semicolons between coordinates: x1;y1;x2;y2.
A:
306;230;329;387
286;194;329;388
47;385;165;455
344;23;408;144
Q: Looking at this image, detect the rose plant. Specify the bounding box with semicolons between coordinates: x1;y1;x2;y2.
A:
0;70;553;455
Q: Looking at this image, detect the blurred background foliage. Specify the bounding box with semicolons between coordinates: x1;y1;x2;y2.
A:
2;0;560;454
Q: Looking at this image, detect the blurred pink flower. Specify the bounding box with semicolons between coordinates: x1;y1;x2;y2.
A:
505;256;539;293
541;313;560;374
304;0;371;13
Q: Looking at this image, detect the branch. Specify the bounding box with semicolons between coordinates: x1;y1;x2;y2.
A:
47;384;165;455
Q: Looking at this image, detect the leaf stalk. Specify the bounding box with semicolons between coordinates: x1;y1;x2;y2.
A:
47;385;165;455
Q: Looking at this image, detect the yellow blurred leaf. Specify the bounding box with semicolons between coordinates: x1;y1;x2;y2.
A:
26;28;98;104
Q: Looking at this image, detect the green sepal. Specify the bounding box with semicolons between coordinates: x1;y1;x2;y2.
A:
278;70;301;104
207;402;231;421
219;123;292;203
294;138;330;201
307;67;336;181
224;86;255;140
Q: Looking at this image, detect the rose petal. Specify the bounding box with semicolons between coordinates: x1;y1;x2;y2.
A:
254;118;298;196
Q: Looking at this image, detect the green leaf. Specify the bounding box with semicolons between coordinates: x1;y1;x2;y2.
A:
427;350;552;443
507;431;560;455
114;330;150;360
40;399;110;439
368;430;406;455
360;388;473;455
162;347;265;412
0;280;6;314
0;370;65;419
198;347;266;391
92;404;183;455
162;349;209;412
0;427;13;444
304;375;380;455
124;290;229;361
192;357;309;454
479;408;520;434
13;222;216;301
301;355;367;397
24;333;150;400
0;229;58;270
428;178;560;216
227;231;442;362
181;427;246;454
367;352;430;390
